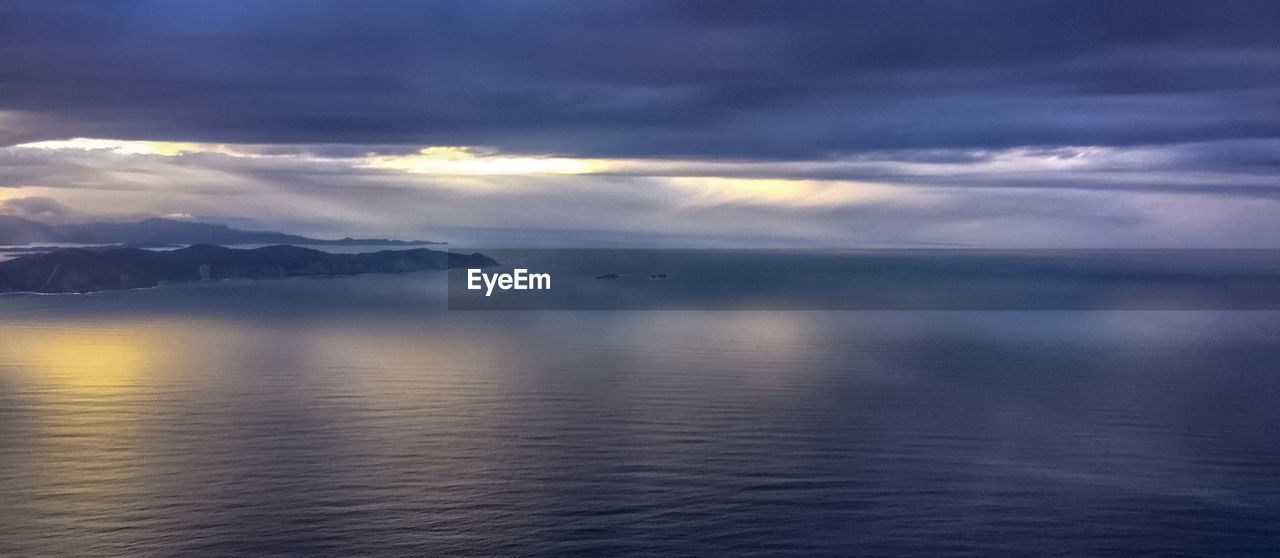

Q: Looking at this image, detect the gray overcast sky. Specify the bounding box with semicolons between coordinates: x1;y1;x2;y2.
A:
2;0;1279;247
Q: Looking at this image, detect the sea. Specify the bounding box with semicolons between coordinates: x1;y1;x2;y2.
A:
1;250;1278;556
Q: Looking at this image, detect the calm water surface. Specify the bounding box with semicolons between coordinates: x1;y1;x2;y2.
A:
1;272;1278;556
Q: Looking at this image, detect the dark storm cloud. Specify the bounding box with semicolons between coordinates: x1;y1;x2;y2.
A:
1;0;1278;159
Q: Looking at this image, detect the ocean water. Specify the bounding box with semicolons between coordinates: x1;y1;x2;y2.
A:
1;269;1279;555
449;249;1280;310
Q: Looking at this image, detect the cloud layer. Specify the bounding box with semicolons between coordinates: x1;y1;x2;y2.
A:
1;1;1278;246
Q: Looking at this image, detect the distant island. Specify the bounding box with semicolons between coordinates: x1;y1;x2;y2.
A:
0;216;445;247
0;245;496;294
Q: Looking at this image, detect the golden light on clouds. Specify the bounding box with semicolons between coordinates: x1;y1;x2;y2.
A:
666;176;935;208
361;146;612;175
16;139;615;176
7;137;937;211
15;137;252;158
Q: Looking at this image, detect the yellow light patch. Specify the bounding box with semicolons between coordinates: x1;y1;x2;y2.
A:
0;327;155;394
362;146;612;175
666;176;925;208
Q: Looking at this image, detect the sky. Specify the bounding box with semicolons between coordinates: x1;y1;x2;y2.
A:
1;0;1279;247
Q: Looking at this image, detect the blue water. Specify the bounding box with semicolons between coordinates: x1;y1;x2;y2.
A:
449;249;1280;310
1;268;1278;555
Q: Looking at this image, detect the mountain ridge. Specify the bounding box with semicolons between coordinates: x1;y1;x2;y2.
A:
0;216;444;247
0;244;495;294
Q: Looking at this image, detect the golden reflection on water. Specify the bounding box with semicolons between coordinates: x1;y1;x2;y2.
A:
0;326;156;394
0;320;183;540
